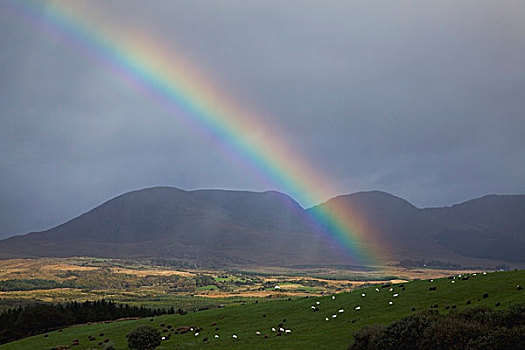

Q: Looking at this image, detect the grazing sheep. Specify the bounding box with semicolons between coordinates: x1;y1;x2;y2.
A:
483;272;487;275
355;306;361;310
272;328;276;332
375;288;380;292
361;293;366;297
517;285;523;290
274;286;281;290
256;331;261;335
311;305;316;309
161;336;166;341
451;281;455;284
389;301;393;305
232;334;238;339
279;327;285;332
393;293;399;297
285;329;291;334
389;288;393;292
339;309;344;313
325;317;329;321
214;335;219;339
316;301;320;305
332;314;337;318
195;333;199;337
332;295;336;300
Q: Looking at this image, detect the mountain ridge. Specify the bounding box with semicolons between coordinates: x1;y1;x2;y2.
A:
0;187;523;267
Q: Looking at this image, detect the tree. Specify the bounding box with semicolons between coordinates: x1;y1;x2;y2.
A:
127;326;161;350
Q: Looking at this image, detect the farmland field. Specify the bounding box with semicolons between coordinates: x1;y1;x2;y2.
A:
0;258;523;349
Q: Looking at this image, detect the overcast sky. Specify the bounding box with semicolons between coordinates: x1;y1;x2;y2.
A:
1;0;524;238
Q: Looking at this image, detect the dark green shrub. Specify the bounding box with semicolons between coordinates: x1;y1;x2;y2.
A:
349;305;525;350
127;326;161;350
349;324;385;350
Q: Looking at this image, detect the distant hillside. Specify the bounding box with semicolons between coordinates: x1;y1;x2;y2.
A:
0;187;523;267
310;191;525;265
0;187;349;267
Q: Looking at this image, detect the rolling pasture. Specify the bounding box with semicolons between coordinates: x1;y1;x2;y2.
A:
2;270;523;349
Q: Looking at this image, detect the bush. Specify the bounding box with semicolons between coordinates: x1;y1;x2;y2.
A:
127;326;161;350
348;305;525;350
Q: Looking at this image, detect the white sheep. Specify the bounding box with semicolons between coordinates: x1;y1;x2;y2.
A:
256;331;261;335
375;288;380;292
361;293;366;297
285;329;291;334
355;306;361;310
316;301;320;305
339;309;344;313
332;314;337;318
275;285;281;290
232;334;238;339
332;295;336;300
311;305;316;309
393;293;399;297
389;288;393;292
161;336;166;341
272;327;276;332
325;317;329;321
389;301;393;305
194;332;199;337
214;334;219;339
279;327;285;332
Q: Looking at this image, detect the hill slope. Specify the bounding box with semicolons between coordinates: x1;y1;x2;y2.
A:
310;191;525;264
0;187;524;266
2;270;524;350
0;187;349;267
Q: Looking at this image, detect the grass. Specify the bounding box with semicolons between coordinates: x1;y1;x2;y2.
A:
2;270;524;349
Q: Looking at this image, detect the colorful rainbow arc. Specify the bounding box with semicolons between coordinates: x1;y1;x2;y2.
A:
7;0;388;266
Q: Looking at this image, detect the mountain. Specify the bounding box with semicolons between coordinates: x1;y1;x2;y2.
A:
0;187;350;267
0;187;523;267
310;191;525;265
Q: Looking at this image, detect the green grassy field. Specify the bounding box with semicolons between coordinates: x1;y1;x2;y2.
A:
2;270;524;350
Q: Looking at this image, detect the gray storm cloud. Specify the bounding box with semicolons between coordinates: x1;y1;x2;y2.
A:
0;0;524;238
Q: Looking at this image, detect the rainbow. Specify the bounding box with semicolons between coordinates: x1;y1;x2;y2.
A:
6;0;389;266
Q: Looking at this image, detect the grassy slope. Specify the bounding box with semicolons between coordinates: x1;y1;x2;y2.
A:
2;270;524;350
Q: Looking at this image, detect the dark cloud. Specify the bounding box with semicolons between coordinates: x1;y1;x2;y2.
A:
0;0;524;237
